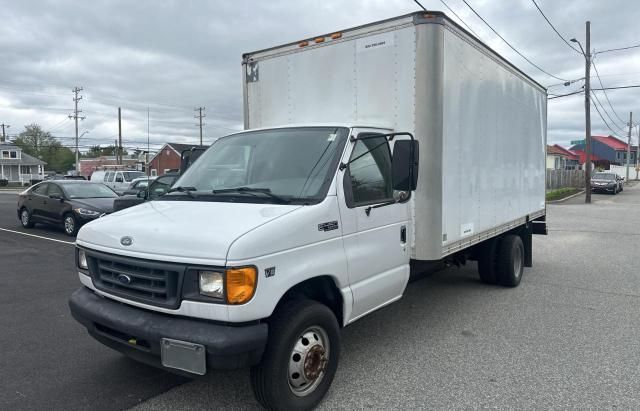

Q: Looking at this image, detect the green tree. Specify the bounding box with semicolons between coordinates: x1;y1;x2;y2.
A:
13;124;76;172
85;144;128;158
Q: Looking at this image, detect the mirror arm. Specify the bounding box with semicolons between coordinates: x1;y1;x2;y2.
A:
365;199;397;216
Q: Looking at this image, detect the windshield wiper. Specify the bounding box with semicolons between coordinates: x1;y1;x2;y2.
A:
211;187;290;203
168;186;197;198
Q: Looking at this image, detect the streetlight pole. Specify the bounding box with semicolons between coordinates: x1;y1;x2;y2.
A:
571;22;591;204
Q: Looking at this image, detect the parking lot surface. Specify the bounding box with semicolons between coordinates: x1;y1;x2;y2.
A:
2;185;640;410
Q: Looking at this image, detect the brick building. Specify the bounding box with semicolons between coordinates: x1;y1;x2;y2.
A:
149;143;206;176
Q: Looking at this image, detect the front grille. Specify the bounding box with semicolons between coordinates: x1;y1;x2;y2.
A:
86;251;185;309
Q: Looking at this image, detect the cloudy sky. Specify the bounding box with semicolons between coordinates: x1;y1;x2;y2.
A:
1;0;638;154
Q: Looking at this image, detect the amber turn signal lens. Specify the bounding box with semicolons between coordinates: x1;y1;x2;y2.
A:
226;267;257;304
331;32;342;39
299;40;309;47
314;37;325;43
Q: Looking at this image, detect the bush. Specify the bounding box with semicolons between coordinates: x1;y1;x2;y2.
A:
546;187;579;201
0;179;7;187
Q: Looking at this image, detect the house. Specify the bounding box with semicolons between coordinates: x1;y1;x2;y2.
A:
546;145;580;170
0;143;46;183
148;142;207;176
570;135;637;166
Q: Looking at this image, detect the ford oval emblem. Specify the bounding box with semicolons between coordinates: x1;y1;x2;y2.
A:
117;274;132;285
120;236;133;246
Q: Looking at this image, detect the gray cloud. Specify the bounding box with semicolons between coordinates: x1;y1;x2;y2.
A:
0;0;638;152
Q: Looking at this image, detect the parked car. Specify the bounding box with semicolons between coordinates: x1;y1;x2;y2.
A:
90;170;145;194
17;181;118;236
112;173;179;212
45;174;87;180
590;172;620;194
122;176;156;195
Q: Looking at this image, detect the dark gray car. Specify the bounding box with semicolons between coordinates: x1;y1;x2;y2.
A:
590;172;620;194
17;181;118;236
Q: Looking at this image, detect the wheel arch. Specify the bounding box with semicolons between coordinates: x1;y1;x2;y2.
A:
272;275;346;327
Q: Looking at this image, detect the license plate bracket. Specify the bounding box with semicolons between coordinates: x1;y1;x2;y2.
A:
160;338;206;375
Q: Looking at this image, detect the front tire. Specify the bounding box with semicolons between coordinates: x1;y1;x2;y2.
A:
20;208;35;228
497;234;525;287
63;213;78;236
251;299;340;411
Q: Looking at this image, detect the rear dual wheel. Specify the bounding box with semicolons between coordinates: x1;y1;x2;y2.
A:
477;234;524;287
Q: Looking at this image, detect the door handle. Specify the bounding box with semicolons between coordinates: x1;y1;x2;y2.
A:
400;225;407;244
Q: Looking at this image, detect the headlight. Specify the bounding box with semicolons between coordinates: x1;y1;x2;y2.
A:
77;249;88;269
74;207;101;217
199;271;224;299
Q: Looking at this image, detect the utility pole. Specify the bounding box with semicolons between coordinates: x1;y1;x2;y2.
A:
69;87;85;175
626;111;633;182
118;107;122;165
195;107;205;145
0;123;9;143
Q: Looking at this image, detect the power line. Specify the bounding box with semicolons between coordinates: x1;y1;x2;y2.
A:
596;44;640;55
460;0;568;81
529;0;582;54
591;60;627;124
547;89;583;100
590;90;627;134
436;0;480;38
590;93;624;137
592;84;640;91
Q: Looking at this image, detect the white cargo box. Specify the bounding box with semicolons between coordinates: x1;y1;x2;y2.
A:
242;12;546;261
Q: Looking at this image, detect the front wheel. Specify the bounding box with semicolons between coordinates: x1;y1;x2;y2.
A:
251;299;340;411
63;213;78;236
20;208;35;228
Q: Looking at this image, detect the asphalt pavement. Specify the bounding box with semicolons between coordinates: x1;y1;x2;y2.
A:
0;192;187;410
2;184;640;410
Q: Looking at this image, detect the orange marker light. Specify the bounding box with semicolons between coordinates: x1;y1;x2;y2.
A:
226;267;257;304
314;37;325;43
299;40;309;47
331;33;342;40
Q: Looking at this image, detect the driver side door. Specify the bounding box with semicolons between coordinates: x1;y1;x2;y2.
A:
337;129;411;323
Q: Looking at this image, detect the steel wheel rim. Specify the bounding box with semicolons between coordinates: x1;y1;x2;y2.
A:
514;245;523;278
21;210;29;226
64;216;75;234
287;326;330;397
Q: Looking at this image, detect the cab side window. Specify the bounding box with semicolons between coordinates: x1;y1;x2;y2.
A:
115;172;124;183
47;184;64;198
345;135;393;207
33;183;49;196
105;172;114;182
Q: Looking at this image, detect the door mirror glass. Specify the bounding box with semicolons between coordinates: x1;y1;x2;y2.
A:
392;140;419;191
136;190;147;199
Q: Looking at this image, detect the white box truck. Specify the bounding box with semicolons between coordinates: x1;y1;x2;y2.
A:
69;12;547;410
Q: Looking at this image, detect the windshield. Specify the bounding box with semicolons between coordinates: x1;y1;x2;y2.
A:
592;173;616;180
171;127;349;203
63;183;118;199
123;171;144;182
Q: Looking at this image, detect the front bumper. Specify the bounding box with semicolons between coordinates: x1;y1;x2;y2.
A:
69;287;267;373
591;185;615;192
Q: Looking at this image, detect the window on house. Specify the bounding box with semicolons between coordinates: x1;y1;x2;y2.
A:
9;151;17;158
151;169;157;176
1;151;8;158
20;166;31;174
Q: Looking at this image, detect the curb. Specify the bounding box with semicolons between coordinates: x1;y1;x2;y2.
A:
546;189;585;204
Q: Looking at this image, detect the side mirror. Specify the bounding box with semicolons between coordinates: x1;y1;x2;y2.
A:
137;190;148;199
392;140;419;191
